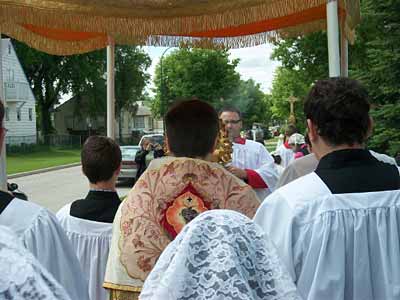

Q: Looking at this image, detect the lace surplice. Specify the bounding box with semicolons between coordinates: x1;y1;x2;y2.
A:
0;226;71;300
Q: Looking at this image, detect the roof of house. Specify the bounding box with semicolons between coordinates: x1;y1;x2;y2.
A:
136;105;151;116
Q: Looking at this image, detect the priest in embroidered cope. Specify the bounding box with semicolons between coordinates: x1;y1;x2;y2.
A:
103;99;260;299
219;107;279;201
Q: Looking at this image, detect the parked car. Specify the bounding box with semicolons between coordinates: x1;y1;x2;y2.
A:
138;133;164;147
118;143;158;184
118;146;141;183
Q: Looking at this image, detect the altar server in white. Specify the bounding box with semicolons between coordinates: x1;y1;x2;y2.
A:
254;78;400;300
219;107;278;200
0;101;89;300
57;135;122;300
275;124;297;168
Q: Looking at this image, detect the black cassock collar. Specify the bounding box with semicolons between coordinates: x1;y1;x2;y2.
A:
70;190;121;223
315;149;400;194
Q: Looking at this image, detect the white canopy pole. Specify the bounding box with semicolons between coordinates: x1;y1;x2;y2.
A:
0;37;7;191
107;36;115;139
327;0;341;77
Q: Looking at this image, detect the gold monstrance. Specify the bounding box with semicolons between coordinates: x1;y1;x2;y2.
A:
211;120;233;165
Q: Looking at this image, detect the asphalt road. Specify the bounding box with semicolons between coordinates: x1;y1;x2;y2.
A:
11;165;132;213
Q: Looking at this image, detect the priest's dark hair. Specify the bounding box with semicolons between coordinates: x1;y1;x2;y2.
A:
218;106;242;119
304;77;370;146
81;135;122;183
166;99;219;158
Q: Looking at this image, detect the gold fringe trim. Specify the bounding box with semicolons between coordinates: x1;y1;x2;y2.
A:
109;290;140;300
0;0;358;39
0;22;109;55
0;0;358;54
0;0;329;36
0;20;328;55
103;282;142;293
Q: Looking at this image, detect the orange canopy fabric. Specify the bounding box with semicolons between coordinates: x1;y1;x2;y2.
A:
0;0;360;55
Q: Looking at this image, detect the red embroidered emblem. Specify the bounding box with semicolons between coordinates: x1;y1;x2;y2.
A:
160;183;210;238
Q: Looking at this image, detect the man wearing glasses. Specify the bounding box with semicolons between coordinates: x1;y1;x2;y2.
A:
219;107;278;201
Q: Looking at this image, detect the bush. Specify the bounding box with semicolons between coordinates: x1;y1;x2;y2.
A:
6;143;38;154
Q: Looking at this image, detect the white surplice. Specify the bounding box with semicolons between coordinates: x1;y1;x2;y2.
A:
232;139;279;200
0;198;89;300
254;172;400;300
276;151;399;189
0;225;72;300
276;143;294;168
57;203;112;300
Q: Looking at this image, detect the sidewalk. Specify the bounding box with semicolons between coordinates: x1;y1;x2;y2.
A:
8;162;81;179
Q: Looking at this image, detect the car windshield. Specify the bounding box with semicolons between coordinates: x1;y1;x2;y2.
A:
121;147;139;159
150;135;164;145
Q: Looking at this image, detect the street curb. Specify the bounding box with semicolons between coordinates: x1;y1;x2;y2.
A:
8;162;81;179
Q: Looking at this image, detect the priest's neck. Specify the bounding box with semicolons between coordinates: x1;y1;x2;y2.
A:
89;180;116;192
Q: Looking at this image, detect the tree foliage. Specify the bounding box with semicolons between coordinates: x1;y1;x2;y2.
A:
151;48;240;117
13;42;151;137
151;48;272;129
225;79;272;128
351;0;400;155
269;67;309;133
13;41;74;134
269;0;400;155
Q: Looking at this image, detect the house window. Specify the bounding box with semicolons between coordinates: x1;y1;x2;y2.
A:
8;44;11;55
134;116;145;129
29;108;33;121
5;108;9;121
7;69;14;82
146;117;153;129
17;108;21;121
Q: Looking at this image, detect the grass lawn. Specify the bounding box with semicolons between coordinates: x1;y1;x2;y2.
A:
266;136;280;143
266;145;276;153
7;147;81;175
265;136;279;153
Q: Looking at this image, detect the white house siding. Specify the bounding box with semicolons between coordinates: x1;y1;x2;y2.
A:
2;39;37;145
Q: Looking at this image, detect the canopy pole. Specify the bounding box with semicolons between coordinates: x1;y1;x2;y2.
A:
340;20;349;77
327;0;341;77
0;36;7;191
107;36;115;139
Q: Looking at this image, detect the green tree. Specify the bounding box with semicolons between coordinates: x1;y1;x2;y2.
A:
151;48;240;117
13;41;70;135
268;67;310;133
351;0;400;156
269;0;400;155
271;31;329;82
114;46;151;140
269;32;328;134
13;42;106;135
227;79;271;128
13;42;151;139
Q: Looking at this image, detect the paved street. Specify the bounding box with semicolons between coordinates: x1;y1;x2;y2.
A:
11;166;132;213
